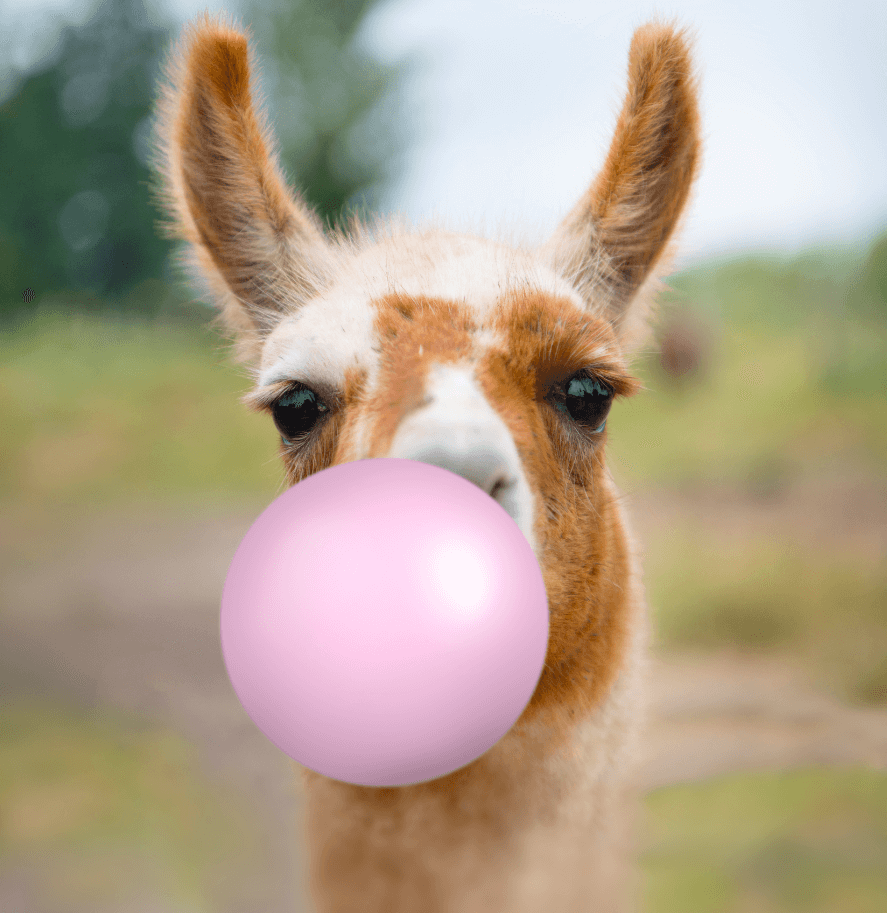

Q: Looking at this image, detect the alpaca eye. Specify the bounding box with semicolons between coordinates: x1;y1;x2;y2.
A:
272;385;329;445
553;374;613;433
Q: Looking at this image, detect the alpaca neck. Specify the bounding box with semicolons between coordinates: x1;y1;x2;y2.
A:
298;507;647;913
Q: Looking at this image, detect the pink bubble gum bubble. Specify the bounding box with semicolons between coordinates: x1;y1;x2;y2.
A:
220;457;549;788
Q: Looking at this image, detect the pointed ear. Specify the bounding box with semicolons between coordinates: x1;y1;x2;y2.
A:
543;22;701;350
150;13;333;365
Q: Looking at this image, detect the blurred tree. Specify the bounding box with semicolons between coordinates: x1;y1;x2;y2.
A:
0;0;171;321
848;229;887;318
233;0;411;229
0;0;410;324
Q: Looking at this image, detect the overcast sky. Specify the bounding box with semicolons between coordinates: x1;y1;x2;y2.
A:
13;0;887;267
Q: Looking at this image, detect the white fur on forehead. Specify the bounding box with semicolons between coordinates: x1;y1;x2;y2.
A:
258;282;377;389
258;224;588;389
341;220;583;312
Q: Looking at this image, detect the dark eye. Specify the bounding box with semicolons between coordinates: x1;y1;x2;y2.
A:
552;373;613;433
272;385;329;445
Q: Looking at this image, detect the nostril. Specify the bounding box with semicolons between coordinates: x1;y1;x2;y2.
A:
488;473;512;501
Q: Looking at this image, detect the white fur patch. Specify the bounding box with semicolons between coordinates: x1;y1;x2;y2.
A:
343;231;582;318
386;362;539;555
258;285;379;393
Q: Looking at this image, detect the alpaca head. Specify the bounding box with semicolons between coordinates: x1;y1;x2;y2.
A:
151;13;700;729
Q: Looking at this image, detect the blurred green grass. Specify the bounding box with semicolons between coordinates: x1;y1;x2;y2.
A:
2;241;886;911
607;249;887;487
4;701;885;913
641;769;887;913
0;302;284;512
647;529;887;705
0;701;266;913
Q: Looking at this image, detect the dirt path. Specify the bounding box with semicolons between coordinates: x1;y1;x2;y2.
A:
1;481;885;911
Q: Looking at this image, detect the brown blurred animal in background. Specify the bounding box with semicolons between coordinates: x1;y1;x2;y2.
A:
658;305;714;387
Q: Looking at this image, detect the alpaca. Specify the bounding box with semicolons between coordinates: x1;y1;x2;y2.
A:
151;13;700;912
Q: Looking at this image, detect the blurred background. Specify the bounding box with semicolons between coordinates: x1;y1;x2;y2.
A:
1;0;885;910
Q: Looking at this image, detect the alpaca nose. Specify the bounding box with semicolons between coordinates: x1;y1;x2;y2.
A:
399;440;514;501
384;364;524;515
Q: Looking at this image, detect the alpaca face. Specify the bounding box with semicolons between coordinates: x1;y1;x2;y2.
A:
238;232;642;707
251;234;636;556
151;13;700;722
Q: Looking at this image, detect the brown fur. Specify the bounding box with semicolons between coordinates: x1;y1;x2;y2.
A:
150;12;701;912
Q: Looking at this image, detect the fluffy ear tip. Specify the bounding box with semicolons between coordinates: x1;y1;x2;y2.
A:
178;13;252;96
154;13;251;105
627;20;702;150
192;20;248;56
628;20;698;73
181;9;249;43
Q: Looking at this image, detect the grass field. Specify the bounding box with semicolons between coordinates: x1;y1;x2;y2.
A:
2;242;884;703
2;237;885;911
3;700;886;913
1;701;264;913
640;768;887;913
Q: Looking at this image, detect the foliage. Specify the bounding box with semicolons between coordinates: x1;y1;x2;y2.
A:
0;0;408;324
1;0;171;319
234;0;413;231
846;229;887;318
